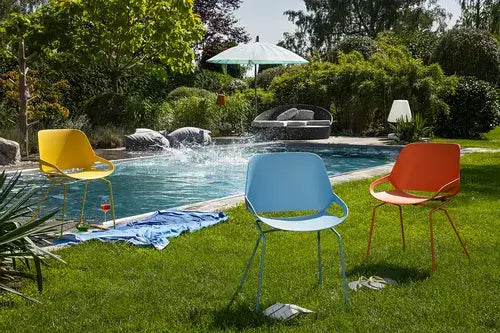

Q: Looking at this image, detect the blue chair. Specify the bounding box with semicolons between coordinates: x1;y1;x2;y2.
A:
229;152;349;312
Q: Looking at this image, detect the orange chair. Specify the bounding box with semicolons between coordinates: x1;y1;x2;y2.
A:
365;143;470;272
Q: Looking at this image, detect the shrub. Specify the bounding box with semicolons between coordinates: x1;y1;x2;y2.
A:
214;94;253;135
82;93;127;126
431;28;500;84
377;30;440;64
327;36;379;62
392;113;433;143
88;124;126;148
437;77;500;139
254;66;288;89
224;79;248;93
166;86;213;101
0;171;63;302
270;46;454;134
158;93;252;136
238;88;279;115
52;114;91;132
193;69;233;92
270;61;334;110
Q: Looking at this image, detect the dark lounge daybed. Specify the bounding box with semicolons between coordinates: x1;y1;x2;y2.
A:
251;104;332;140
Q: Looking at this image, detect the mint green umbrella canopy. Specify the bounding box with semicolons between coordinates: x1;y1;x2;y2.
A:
206;41;308;65
207;38;308;113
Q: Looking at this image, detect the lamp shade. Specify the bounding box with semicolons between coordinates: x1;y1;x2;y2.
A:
388;100;412;123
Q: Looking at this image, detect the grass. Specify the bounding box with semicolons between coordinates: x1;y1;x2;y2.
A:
1;152;499;332
432;126;500;149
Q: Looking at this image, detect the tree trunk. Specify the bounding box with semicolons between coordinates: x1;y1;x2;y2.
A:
17;37;29;157
475;0;481;29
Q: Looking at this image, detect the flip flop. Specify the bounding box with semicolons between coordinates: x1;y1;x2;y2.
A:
363;276;388;290
349;276;397;291
348;276;369;291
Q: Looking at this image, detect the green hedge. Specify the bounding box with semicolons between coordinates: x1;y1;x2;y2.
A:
193;69;233;92
327;35;379;62
432;28;500;85
437;77;500;139
270;46;454;134
166;86;213;101
158;93;253;136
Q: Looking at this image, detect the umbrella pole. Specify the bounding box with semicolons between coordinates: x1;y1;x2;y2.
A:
254;64;258;115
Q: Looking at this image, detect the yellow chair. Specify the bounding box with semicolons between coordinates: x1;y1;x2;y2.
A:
34;129;116;236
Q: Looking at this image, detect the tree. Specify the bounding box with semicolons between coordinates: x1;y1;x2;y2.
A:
0;13;40;154
281;0;449;54
458;0;500;34
193;0;250;56
39;0;205;93
431;27;500;84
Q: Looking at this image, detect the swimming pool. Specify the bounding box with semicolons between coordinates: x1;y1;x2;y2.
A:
17;143;399;220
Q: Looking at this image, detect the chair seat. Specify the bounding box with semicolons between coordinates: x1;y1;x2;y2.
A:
259;212;344;232
371;189;431;205
48;168;113;180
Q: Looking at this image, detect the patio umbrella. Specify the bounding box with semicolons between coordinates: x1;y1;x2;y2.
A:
207;36;308;113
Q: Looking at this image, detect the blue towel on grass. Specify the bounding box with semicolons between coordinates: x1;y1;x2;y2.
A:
58;210;228;250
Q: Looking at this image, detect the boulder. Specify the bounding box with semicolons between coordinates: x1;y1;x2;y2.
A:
123;130;170;151
0;138;21;165
166;127;212;148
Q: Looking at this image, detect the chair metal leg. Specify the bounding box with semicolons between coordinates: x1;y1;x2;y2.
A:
428;208;437;272
79;181;89;223
317;231;323;285
441;207;471;261
365;203;385;263
331;228;349;306
255;232;267;312
59;183;68;237
398;205;406;250
102;178;116;229
227;235;261;310
31;182;55;221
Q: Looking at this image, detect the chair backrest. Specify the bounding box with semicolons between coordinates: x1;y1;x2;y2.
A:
245;152;334;214
390;143;460;194
38;129;96;173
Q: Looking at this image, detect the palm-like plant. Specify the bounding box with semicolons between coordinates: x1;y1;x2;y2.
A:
0;171;64;302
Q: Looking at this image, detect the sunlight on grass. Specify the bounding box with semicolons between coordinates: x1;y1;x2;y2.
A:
433;126;500;149
0;153;499;332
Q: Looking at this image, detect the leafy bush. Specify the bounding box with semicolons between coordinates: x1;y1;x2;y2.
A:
432;28;500;84
269;61;333;110
392;113;433;143
158;93;252;136
52;114;91;132
224;79;248;93
327;35;379;61
437;77;500;139
270;47;454;133
82;93;127;126
254;66;288;89
237;88;279;115
166;86;213;101
0;171;63;302
88;125;126;148
377;30;440;64
193;69;233;92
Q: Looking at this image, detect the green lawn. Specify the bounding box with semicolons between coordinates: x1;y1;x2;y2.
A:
1;153;499;332
432;126;500;149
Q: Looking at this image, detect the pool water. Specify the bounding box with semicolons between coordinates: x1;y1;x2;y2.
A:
17;143;398;220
